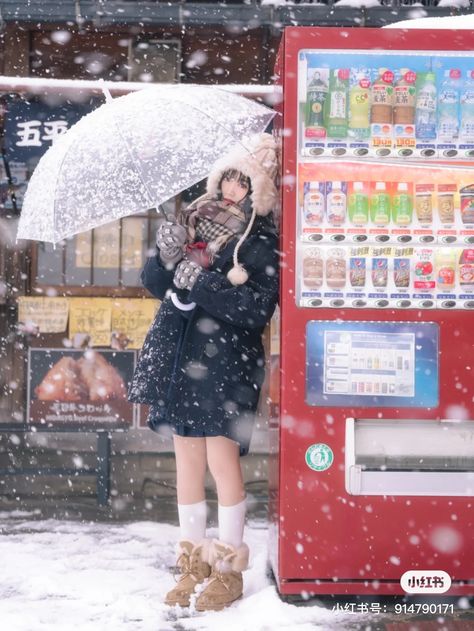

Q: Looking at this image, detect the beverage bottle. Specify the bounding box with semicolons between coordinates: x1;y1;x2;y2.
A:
371;257;388;287
305;70;328;132
437;184;456;224
415;72;437;140
435;248;456;292
393;68;416;125
323;68;349;138
460;70;474;144
350;257;366;287
438;68;461;143
370;68;394;125
303;181;325;225
348;181;369;225
415;184;434;224
393;257;410;288
303;247;323;289
326;181;346;225
414;248;435;292
459;184;474;224
392;182;413;226
326;247;346;289
348;74;371;139
459;248;474;292
370;181;391;226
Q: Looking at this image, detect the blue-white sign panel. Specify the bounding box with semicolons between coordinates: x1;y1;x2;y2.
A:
4;98;99;163
306;320;439;408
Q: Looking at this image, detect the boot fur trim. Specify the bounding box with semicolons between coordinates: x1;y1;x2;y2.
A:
176;538;212;565
209;539;249;573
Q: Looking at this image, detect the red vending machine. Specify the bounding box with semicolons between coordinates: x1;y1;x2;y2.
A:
269;27;474;597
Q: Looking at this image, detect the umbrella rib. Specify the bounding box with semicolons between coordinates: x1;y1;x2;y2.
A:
51;136;78;243
105;101;160;215
175;91;274;158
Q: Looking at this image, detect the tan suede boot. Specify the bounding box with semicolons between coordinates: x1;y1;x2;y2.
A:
194;539;249;611
165;539;212;607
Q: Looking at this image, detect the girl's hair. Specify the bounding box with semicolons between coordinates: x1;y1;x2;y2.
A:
219;169;251;194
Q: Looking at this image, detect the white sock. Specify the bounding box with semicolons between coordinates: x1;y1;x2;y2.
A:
218;498;246;549
177;500;207;542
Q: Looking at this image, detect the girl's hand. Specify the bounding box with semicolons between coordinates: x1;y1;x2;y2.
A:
173;259;202;291
156;221;187;253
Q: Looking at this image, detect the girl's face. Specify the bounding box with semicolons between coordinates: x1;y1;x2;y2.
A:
221;172;250;204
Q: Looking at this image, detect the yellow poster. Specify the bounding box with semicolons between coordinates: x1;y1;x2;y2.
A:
17;297;69;333
111;298;158;349
69;297;112;346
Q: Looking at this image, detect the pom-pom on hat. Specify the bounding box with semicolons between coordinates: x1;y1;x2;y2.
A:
206;133;279;286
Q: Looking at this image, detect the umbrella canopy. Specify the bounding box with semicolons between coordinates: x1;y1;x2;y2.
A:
16;85;275;244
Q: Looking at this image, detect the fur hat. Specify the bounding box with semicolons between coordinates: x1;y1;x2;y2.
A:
206;133;279;286
206;132;279;217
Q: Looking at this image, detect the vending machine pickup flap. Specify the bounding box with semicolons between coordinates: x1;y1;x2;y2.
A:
345;418;474;496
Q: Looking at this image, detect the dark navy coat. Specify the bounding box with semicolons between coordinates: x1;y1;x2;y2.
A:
128;216;279;455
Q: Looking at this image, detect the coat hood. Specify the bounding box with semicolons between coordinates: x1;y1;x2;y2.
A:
206;132;279;217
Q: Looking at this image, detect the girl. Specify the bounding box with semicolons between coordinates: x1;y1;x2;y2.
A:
128;133;279;611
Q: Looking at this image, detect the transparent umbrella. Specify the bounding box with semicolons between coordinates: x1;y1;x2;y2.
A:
16;84;275;244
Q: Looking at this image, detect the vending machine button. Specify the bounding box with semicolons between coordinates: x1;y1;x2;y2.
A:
420;300;434;308
466;236;474;244
331;234;345;242
376;235;390;242
309;233;323;242
441;300;456;308
466;149;474;158
376;148;390;157
421;149;435;157
464;300;474;309
352;299;367;308
398;235;412;243
443;149;458;158
397;300;411;308
332;147;347;156
330;299;345;307
420;235;435;243
309;299;323;307
376;299;389;308
309;148;324;156
354;235;367;242
442;236;457;244
399;148;413;157
354;148;368;156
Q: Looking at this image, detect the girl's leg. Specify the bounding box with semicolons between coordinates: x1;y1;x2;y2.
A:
206;436;246;548
173;435;208;541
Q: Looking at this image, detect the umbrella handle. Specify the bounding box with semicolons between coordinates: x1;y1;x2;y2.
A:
155;205;169;221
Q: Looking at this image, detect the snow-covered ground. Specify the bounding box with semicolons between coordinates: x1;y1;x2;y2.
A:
0;512;363;631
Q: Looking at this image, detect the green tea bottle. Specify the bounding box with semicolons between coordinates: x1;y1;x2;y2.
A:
348;182;369;225
323;68;349;138
305;70;328;130
392;182;413;226
370;182;391;226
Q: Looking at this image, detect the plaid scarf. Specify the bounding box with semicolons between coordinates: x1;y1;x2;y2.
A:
183;198;249;263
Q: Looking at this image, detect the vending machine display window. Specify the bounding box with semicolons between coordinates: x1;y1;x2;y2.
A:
298;49;474;160
306;320;439;407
